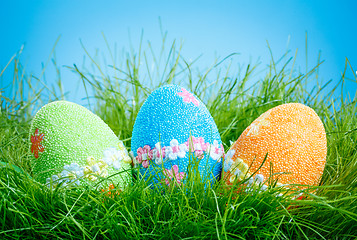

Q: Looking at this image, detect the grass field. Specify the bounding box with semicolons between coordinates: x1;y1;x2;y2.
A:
1;36;357;239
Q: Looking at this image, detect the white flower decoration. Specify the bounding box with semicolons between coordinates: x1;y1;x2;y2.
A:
165;146;176;160
112;160;121;170
177;144;187;158
254;174;264;184
224;149;235;172
208;140;222;161
62;163;84;178
103;147;122;168
153;142;165;165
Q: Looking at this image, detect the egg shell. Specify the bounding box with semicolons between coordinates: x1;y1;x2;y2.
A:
223;103;327;187
29;100;132;188
131;85;224;187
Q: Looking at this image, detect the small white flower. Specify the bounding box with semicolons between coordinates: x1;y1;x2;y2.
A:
155;142;162;150
177;144;187;158
209;140;221;160
224;149;235;172
234;169;242;178
155;155;163;165
248;177;254;186
168;152;177;160
254;174;264;184
103;147;118;165
113;160;121;170
61;170;69;177
224;158;233;172
117;151;124;161
75;170;84;178
194;143;202;151
46;175;60;185
170;139;179;147
153;142;165;164
225;149;235;159
165;146;177;160
103;147;122;169
91;164;100;173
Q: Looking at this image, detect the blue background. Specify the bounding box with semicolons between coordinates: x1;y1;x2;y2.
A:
1;0;356;104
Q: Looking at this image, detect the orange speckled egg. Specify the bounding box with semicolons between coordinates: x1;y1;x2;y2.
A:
223;103;327;187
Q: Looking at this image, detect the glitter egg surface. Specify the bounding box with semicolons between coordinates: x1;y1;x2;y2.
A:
131;85;224;187
223;103;327;187
29;100;132;188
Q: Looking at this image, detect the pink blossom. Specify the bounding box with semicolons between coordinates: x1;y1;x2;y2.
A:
177;88;200;106
143;145;153;159
163;165;185;186
194;150;204;158
136;147;144;163
142;160;149;168
154;146;165;159
197;137;208;151
137;145;153;166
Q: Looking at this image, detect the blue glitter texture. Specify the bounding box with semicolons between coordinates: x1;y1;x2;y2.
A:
131;85;223;187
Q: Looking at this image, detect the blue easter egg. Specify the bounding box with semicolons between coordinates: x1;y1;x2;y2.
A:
131;85;224;188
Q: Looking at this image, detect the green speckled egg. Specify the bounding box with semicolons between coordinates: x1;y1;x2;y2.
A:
29;100;132;189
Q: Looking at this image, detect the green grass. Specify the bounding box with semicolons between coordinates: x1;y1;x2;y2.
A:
0;34;357;239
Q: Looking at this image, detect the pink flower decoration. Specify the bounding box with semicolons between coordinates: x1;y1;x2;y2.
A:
142;160;149;168
143;145;153;159
154;146;166;159
136;147;144;163
137;145;153;167
163;165;185;186
185;136;207;158
177;88;200;106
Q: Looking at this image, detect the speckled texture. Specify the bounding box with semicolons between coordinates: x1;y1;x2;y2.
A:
131;85;223;186
224;103;327;187
29;100;132;187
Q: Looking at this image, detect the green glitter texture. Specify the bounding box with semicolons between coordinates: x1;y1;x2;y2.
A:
29;100;132;188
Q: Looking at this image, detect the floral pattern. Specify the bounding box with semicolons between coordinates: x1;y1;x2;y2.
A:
228;158;249;183
225;157;268;193
83;156;109;181
46;142;131;187
47;162;84;187
135;136;224;168
177;88;200;106
31;129;45;158
163;165;185;186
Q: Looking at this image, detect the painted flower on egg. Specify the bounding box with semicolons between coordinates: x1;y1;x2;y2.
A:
30;129;45;158
163;165;185;186
131;85;224;187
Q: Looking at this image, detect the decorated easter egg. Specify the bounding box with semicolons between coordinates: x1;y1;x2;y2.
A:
223;103;327;188
131;85;224;187
29;100;132;189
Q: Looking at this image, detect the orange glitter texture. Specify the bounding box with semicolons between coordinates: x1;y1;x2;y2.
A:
224;103;327;187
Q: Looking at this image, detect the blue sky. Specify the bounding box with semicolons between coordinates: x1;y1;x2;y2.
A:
1;0;356;105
